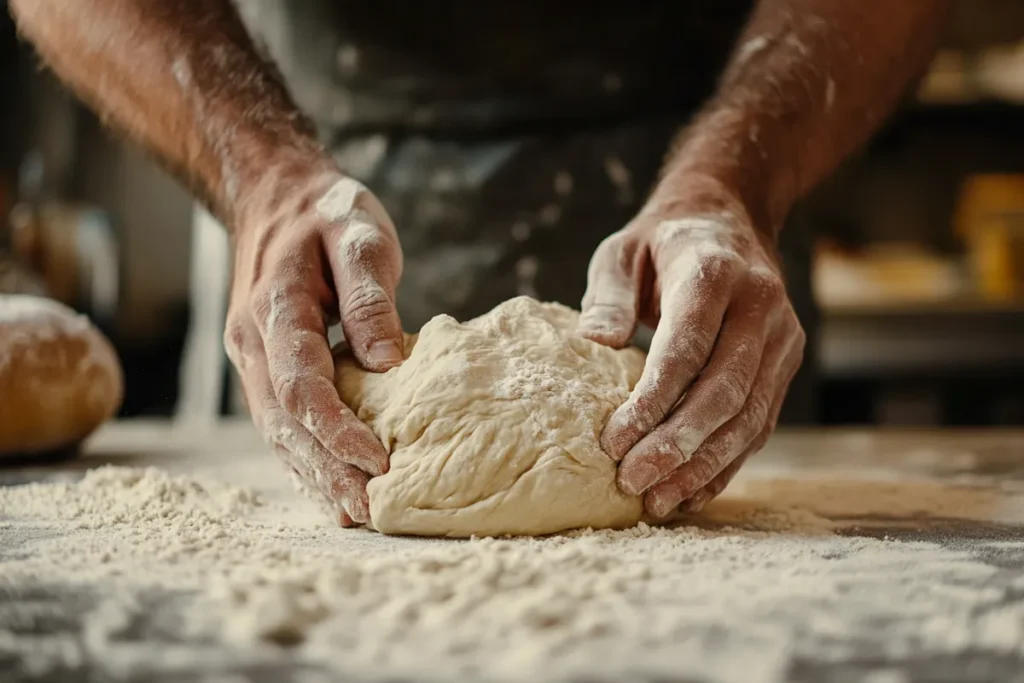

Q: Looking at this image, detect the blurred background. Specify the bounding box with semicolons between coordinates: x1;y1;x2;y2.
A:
1;0;1023;428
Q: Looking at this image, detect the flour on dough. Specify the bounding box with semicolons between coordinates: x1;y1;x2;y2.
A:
334;296;646;537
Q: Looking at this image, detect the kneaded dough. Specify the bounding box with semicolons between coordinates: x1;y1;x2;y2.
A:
335;296;646;537
0;295;124;457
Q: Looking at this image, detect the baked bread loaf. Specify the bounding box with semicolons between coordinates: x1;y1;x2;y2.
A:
0;295;123;458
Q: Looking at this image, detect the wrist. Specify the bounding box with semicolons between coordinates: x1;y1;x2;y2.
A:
645;169;774;244
229;145;341;238
656;112;798;241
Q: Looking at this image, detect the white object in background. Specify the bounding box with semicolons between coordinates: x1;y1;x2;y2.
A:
75;208;120;321
175;204;231;425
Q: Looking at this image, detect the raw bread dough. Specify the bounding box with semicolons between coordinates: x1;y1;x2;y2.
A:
335;296;646;537
0;295;123;457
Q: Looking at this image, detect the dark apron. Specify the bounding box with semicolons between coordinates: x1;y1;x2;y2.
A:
240;0;819;423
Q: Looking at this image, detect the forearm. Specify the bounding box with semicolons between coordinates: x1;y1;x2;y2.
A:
9;0;325;227
656;0;946;236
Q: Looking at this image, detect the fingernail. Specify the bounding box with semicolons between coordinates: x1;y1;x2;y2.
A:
342;493;370;525
620;461;661;496
367;340;403;368
601;411;638;460
578;321;623;346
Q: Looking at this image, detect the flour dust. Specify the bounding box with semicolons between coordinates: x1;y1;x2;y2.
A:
3;463;1024;682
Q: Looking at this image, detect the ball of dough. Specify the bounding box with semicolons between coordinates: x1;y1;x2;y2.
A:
335;296;646;538
0;295;124;457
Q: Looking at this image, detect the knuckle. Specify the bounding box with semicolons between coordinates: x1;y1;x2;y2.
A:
714;372;750;415
339;214;386;259
746;393;772;429
792;321;808;354
685;456;720;489
639;432;687;468
629;394;669;432
223;319;246;352
344;281;393;324
697;249;744;282
749;267;787;303
274;375;305;415
669;420;706;457
249;285;276;326
656;436;689;471
670;334;715;376
223;318;249;365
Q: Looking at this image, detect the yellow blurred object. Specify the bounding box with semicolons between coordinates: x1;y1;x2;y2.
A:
954;174;1024;301
813;242;965;309
919;43;1024;105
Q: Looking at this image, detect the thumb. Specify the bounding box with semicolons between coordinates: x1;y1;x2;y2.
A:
330;212;405;372
578;234;639;348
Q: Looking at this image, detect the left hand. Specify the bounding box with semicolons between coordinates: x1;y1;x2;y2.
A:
224;167;403;527
578;175;805;518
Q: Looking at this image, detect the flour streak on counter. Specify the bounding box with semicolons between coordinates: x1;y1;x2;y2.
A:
4;454;1024;682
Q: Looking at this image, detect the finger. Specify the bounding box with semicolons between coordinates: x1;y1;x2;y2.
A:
601;256;737;460
252;250;389;478
680;332;805;513
266;402;373;525
284;458;354;527
616;286;773;495
244;332;373;524
328;208;405;372
578;233;640;348
231;317;372;525
643;324;798;518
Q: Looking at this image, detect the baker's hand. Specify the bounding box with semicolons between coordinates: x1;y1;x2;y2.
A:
224;166;404;526
579;175;805;518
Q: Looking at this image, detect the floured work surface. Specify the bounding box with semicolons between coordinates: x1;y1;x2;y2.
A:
3;423;1024;683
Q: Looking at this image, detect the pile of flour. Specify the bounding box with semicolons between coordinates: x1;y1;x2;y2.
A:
3;463;1024;682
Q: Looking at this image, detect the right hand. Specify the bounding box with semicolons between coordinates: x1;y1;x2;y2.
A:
224;165;404;526
578;174;804;518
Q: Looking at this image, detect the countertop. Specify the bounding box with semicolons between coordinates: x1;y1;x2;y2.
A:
3;421;1024;683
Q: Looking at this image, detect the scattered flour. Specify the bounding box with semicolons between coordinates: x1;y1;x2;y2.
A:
3;462;1024;682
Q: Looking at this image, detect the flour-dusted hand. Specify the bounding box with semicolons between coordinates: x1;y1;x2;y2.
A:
225;168;405;526
578;175;805;518
10;0;412;526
